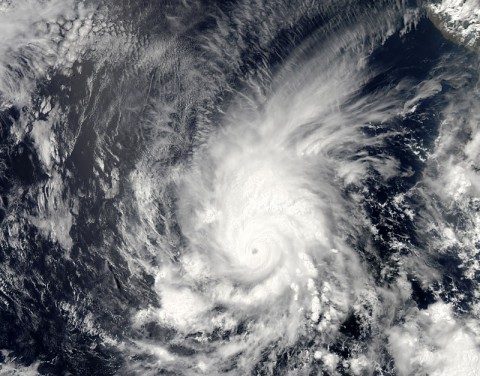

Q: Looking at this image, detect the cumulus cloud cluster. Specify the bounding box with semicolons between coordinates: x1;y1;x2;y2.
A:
389;302;480;376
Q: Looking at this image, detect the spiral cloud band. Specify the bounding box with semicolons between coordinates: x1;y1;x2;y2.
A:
131;24;389;373
3;0;480;375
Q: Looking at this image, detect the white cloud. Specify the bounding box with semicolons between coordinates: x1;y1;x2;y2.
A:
389;302;480;376
0;0;77;106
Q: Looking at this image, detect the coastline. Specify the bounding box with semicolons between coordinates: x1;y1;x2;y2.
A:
425;1;480;54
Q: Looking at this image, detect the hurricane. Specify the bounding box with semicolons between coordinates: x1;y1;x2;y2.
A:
0;0;479;375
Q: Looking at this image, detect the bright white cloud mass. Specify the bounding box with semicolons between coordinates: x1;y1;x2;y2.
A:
0;0;479;375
